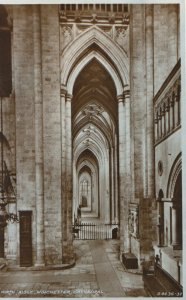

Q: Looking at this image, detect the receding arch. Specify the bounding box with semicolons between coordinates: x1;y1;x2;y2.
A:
61;26;129;95
74;150;100;219
67;52;123;95
167;153;182;198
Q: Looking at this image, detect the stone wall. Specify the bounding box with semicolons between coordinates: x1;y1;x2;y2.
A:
3;3;180;268
129;4;180;267
155;130;181;199
40;5;62;265
12;5;65;265
153;4;179;94
129;5;156;267
13;5;36;264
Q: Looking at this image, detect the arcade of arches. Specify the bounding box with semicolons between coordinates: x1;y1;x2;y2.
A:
0;3;183;290
72;60;119;223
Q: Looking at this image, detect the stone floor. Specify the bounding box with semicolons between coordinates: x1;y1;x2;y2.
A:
0;239;148;298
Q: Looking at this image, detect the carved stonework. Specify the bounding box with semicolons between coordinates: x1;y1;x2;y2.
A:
113;26;129;55
60;22;129;54
128;210;134;234
99;26;112;37
115;26;127;47
128;204;139;238
60;25;73;50
83;125;97;136
76;24;90;36
83;104;104;120
83;138;93;147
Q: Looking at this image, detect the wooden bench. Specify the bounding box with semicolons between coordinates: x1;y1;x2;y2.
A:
143;263;183;297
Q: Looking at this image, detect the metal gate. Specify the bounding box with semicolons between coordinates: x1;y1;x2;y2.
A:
73;223;119;240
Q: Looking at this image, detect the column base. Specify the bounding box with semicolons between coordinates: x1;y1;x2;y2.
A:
35;262;45;267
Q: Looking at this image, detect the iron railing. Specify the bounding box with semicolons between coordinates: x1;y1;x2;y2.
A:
73;222;119;240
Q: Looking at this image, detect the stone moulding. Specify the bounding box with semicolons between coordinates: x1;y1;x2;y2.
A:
60;26;129;95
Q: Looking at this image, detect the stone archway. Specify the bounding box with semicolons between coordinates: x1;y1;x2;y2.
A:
60;25;131;260
75;151;100;220
167;153;182;250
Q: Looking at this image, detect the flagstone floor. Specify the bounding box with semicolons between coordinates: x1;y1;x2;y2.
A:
0;239;148;298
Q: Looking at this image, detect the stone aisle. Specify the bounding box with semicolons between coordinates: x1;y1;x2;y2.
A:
0;240;147;298
89;240;126;297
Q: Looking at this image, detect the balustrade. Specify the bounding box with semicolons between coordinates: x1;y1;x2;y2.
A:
154;60;181;144
60;4;128;13
59;4;129;25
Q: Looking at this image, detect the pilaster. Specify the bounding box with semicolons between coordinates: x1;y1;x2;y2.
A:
33;5;45;266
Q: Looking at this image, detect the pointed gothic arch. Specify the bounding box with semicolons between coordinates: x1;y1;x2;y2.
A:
61;24;128;243
167;153;182;198
61;26;129;95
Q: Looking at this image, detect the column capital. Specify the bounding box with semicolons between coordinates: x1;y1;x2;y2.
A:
123;85;130;99
117;94;124;103
158;114;162;120
170;99;174;107
165;102;170;112
60;85;67;97
161;108;165;116
174;95;180;102
161;197;173;202
66;93;73;102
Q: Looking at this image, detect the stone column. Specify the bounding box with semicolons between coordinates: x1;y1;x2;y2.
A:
118;94;125;254
165;100;170;133
60;87;66;255
65;94;72;188
33;5;45;266
170;98;175;130
174;86;180;127
124;87;131;182
104;148;110;224
158;111;162;139
171;202;180;249
114;136;119;223
145;4;155;197
157;200;164;247
111;146;115;223
99;163;104;222
118;93;130;253
161;107;165;136
65;93;74;262
154;114;158;141
6;203;17;261
124;87;131;252
72;161;76;221
177;81;181;124
174;97;179;127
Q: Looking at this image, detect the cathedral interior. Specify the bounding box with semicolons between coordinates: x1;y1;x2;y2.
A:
0;3;183;297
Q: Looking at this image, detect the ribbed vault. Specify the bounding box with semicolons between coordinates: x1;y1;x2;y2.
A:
72;58;118;223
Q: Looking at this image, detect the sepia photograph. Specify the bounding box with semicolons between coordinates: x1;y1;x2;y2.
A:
0;0;184;298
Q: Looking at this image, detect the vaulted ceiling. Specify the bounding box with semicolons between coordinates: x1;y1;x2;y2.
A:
72;58;117;123
72;47;118;222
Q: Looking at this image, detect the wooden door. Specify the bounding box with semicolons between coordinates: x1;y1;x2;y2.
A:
19;211;32;266
0;228;4;257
